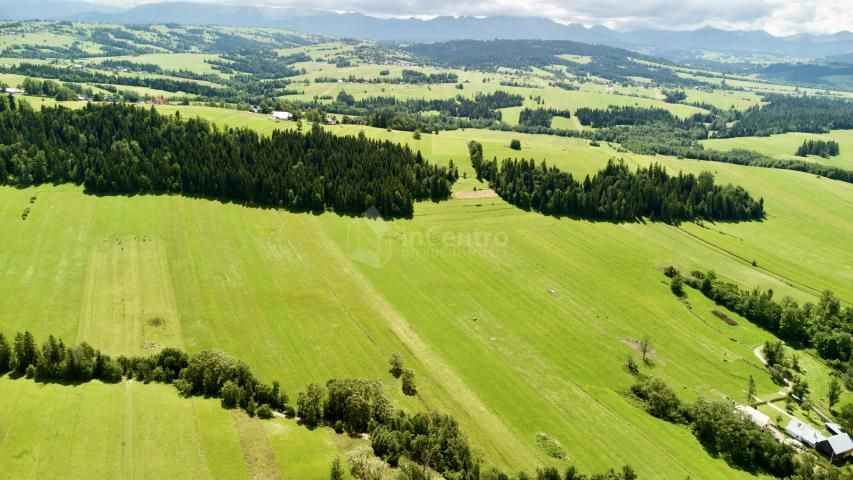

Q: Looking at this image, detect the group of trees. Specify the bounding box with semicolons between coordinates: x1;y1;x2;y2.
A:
0;331;287;418
0;328;640;479
400;69;458;84
20;77;79;101
715;94;853;138
518;107;571;128
0;331;122;382
631;376;796;477
666;268;853;389
321;91;524;132
206;50;309;79
673;269;852;361
796;139;840;158
388;353;417;396
5;63;227;98
575;106;685;128
469;141;764;223
404;40;695;86
0;101;455;218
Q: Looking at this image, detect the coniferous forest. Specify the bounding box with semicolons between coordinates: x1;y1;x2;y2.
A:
469;141;765;223
0;98;454;217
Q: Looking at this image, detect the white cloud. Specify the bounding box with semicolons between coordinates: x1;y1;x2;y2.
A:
95;0;853;35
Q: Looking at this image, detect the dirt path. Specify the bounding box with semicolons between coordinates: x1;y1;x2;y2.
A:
232;411;280;480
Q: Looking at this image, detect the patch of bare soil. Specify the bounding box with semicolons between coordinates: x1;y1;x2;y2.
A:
452;188;498;199
712;310;738;326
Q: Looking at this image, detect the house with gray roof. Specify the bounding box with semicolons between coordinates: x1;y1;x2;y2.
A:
785;418;826;448
817;433;853;463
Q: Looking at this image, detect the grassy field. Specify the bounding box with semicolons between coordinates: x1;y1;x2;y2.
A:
2;102;853;477
0;377;348;479
702;130;853;171
2;24;853;478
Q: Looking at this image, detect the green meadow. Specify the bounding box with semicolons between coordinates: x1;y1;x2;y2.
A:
2;99;852;477
703;130;853;171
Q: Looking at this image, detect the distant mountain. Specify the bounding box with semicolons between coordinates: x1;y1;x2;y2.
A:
0;0;121;20
4;0;853;59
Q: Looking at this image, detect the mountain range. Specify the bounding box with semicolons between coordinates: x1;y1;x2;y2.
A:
3;0;853;59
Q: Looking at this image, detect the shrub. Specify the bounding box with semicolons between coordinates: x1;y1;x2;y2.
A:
256;404;273;419
510;139;521;150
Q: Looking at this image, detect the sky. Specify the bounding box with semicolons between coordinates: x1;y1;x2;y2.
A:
95;0;853;36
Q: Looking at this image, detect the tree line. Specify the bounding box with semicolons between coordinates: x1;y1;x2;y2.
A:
0;100;454;218
4;63;227;98
518;107;571;128
715;94;853;138
404;40;697;86
796;139;840;158
468;141;764;223
666;267;853;387
0;330;634;480
630;376;798;478
593;122;853;185
575;105;691;128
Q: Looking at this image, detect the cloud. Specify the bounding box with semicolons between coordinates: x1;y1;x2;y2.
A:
101;0;853;35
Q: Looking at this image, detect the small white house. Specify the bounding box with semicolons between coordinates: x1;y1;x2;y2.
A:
4;87;23;94
271;111;293;120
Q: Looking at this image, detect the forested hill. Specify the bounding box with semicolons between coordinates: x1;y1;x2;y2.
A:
404;40;692;85
0;99;455;217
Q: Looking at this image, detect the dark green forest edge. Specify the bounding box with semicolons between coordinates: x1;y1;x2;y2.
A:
0;331;637;480
0;97;454;218
0;96;767;224
468;141;764;223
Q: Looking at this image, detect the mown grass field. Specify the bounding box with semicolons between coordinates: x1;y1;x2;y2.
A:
702;130;853;171
2;99;852;477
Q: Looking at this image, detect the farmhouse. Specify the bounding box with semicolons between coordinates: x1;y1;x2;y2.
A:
324;115;337;125
4;87;23;94
271;111;293;120
736;405;770;428
816;433;853;462
785;418;826;448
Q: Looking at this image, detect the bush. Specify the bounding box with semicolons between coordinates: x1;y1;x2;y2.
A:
510;139;521;150
388;353;403;378
256;404;273;419
401;369;417;396
670;275;684;297
630;377;685;423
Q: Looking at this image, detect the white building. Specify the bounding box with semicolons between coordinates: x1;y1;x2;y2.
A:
4;87;23;94
785;418;826;448
271;111;293;120
736;405;770;428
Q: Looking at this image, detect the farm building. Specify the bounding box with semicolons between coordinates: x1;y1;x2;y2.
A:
271;111;293;120
736;405;770;428
785;418;826;448
4;87;23;94
816;433;853;462
826;422;845;436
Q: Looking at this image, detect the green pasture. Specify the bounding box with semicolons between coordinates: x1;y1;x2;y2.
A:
702;130;853;170
2;104;852;477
